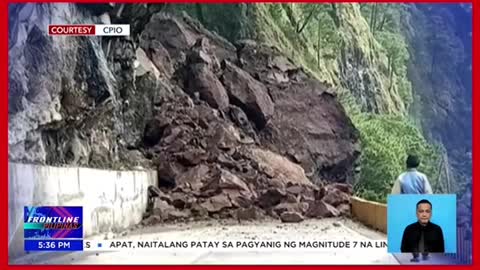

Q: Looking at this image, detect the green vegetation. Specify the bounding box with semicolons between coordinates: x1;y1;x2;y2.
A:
339;90;442;202
169;3;442;203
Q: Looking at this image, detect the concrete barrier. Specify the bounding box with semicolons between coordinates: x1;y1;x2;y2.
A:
8;162;157;259
351;196;387;233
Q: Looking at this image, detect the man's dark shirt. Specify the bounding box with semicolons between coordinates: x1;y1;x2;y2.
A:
401;221;445;253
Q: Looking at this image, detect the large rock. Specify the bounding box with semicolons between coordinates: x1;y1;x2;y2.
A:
201;194;232;212
224;189;253;208
280;211;304;223
139;12;236;65
286;184;305;195
135;47;161;79
176;164;211;191
257;188;286;209
156;158;184;188
209;123;241;150
217;169;250;191
175;148;208;166
187;37;221;71
221;60;274;130
140;13;196;64
186;63;229;110
273;202;309;216
138;39;174;77
229;105;256;138
247;147;314;187
322;188;351;207
305;201;340;218
170;192;195;209
143;118;170;146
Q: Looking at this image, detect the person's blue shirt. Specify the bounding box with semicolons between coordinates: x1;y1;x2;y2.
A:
391;168;433;194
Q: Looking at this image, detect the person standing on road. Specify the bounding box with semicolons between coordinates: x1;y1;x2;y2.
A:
391;154;433;195
391;154;433;262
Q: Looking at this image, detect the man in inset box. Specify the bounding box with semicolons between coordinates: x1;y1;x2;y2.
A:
400;199;445;262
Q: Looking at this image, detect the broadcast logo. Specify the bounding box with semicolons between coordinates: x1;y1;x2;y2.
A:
24;206;84;252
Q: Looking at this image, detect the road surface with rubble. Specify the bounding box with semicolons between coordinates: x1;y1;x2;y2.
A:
12;217;404;265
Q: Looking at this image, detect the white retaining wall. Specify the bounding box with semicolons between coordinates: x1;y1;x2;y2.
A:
8;162;157;259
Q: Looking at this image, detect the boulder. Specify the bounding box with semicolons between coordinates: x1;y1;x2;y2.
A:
273;202;309;216
143;118;170;146
248;148;314;187
257;188;286;209
135;47;161;79
224;189;253;208
305;201;340;218
140;13;197;63
187;38;221;71
286;184;304;195
156;159;184;188
221;60;274;130
201;194;232;212
170;192;194;209
176;164;210;191
322;188;351;207
175;148;208;166
186;63;229;110
210;123;241;150
280;211;304;223
286;194;298;203
229;105;255;136
217;169;250;191
147;40;174;77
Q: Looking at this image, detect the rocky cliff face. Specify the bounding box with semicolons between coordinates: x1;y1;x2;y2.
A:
8;3;360;200
401;4;472;187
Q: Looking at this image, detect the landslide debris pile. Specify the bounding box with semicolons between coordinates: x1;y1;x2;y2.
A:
138;13;358;223
9;4;360;224
146;180;354;224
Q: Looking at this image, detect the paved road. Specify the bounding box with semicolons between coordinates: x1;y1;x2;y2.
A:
13;218;398;265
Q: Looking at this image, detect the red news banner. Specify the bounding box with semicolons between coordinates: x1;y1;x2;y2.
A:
48;24;130;36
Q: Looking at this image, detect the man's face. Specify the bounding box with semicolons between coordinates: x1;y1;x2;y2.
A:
416;203;432;224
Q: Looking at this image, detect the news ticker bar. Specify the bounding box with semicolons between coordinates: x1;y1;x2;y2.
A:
25;239;390;252
48;25;130;36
